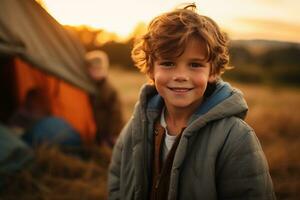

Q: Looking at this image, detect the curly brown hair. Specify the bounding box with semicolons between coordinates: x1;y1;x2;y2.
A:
131;4;231;80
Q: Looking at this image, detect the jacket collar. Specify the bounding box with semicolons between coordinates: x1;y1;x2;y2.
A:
143;80;236;123
138;80;248;135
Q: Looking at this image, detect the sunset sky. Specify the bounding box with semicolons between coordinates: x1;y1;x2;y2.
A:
42;0;300;43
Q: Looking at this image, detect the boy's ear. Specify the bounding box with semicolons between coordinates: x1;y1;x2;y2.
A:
208;73;217;83
208;63;217;83
148;72;154;80
148;68;155;81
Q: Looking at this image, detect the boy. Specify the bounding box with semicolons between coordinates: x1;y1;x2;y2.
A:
108;4;275;200
85;50;124;147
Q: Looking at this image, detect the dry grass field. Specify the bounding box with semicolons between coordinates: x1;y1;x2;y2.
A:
2;68;299;199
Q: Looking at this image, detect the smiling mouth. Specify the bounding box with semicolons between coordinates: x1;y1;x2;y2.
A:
168;87;193;92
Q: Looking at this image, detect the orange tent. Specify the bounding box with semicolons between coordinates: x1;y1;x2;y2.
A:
13;58;96;143
0;0;98;144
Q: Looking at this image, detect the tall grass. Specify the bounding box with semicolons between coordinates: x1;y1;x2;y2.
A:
1;145;112;200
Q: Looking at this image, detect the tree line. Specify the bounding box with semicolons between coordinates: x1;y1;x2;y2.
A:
66;25;300;86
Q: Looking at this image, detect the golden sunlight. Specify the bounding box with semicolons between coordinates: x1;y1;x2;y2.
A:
41;0;300;43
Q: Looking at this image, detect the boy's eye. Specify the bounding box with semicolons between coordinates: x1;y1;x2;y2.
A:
190;62;203;68
159;61;174;68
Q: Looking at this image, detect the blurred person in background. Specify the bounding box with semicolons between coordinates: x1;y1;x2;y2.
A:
9;88;50;137
85;50;124;147
9;88;82;149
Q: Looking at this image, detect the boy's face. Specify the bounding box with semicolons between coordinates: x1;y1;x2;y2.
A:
151;37;215;112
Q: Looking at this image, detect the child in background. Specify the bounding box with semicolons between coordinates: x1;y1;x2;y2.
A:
85;50;124;147
108;4;275;200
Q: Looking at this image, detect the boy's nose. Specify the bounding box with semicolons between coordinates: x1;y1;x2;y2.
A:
172;64;189;82
172;73;189;82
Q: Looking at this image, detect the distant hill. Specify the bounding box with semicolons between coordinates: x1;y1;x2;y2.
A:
229;39;300;55
225;39;300;86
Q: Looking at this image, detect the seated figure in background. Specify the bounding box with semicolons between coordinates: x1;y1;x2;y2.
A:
9;88;50;137
9;88;82;149
85;50;124;147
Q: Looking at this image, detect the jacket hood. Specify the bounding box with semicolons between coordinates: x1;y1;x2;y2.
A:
138;80;248;132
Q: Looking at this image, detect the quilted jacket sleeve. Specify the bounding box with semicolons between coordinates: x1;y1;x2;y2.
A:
108;120;132;200
216;120;276;199
108;133;123;200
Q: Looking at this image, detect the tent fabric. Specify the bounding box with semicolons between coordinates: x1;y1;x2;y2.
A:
0;0;97;94
13;58;96;143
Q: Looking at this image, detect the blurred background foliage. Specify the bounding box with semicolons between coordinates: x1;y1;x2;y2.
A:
65;25;300;87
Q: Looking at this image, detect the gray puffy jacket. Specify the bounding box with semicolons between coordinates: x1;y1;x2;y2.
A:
108;81;275;200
